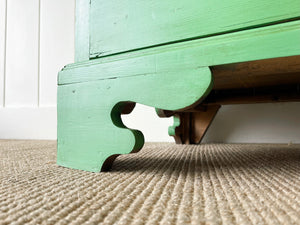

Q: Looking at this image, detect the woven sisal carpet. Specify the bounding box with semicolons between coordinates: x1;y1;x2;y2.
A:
0;140;299;225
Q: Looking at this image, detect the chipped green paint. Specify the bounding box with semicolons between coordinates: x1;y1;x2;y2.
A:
90;0;300;58
57;65;212;172
60;20;300;85
168;115;181;137
75;0;89;62
57;1;300;172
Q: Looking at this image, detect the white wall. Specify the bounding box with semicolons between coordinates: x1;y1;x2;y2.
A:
122;103;300;143
0;0;74;139
202;103;300;144
122;104;174;142
0;0;299;143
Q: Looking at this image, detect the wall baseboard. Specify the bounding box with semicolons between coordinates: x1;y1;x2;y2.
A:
0;107;57;139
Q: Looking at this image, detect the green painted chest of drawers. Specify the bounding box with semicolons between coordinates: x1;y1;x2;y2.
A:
57;0;300;172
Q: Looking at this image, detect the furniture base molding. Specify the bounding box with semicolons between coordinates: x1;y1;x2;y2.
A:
57;19;300;172
57;60;212;172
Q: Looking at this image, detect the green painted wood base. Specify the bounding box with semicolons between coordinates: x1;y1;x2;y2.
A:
57;20;300;172
57;65;212;172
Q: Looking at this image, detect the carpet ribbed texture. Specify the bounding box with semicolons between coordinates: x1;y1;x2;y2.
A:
0;140;299;225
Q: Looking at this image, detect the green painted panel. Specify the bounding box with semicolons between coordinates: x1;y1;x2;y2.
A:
168;115;181;137
57;66;212;172
75;0;89;62
90;0;300;57
60;21;300;85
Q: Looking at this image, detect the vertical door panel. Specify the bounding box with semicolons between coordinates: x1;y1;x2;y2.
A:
5;0;39;106
0;0;6;107
39;0;75;106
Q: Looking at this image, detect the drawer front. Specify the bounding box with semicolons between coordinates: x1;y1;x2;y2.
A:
90;0;300;58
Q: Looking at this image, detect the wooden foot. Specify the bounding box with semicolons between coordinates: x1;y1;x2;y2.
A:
169;105;221;144
57;59;212;172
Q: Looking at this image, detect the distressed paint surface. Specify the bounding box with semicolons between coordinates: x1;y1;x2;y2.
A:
57;66;212;172
90;0;300;57
60;20;300;85
169;116;181;137
75;0;89;62
58;20;300;172
58;0;300;172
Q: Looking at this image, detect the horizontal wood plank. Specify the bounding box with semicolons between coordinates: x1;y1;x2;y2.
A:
204;85;300;105
212;55;300;89
90;0;300;57
0;107;57;139
60;21;300;85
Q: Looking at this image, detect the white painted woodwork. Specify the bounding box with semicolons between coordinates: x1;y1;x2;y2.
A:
0;0;74;139
5;0;39;106
0;0;6;107
39;0;75;106
0;107;56;139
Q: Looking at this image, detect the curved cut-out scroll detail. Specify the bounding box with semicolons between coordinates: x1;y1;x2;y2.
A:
168;115;180;137
57;65;212;172
168;115;182;144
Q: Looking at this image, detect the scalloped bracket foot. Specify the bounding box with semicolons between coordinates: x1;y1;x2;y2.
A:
57;59;212;172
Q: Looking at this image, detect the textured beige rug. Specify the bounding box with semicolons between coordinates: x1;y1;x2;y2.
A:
0;140;299;225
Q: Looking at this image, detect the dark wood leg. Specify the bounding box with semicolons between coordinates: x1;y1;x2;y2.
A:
171;105;221;144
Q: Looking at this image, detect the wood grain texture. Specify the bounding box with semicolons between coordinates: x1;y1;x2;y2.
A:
169;104;221;144
60;2;300;172
191;105;221;144
90;0;300;57
61;20;300;85
75;0;89;62
58;20;300;172
5;0;39;106
57;66;212;172
169;105;221;144
0;0;6;107
204;84;300;105
212;56;300;89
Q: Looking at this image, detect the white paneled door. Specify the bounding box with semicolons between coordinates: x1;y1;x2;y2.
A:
0;0;6;107
40;0;75;106
0;0;74;139
5;0;40;106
